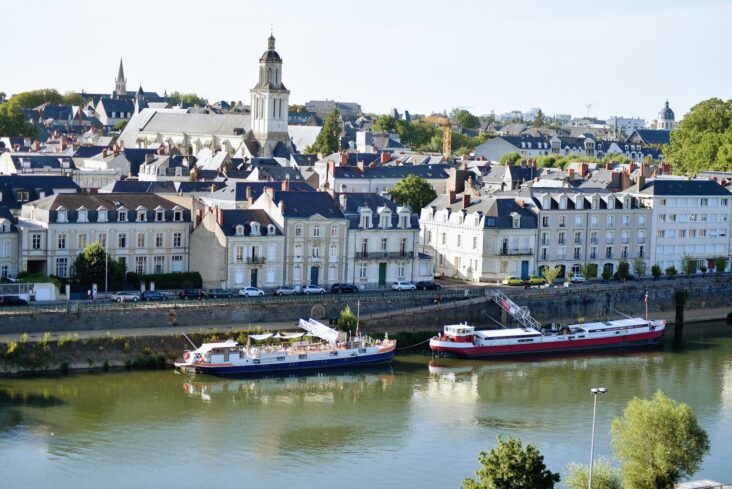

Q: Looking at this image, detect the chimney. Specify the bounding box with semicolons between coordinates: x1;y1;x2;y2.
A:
339;193;346;209
216;207;223;226
460;161;468;171
119;140;124;150
381;151;391;164
357;161;365;172
579;162;588;177
32;140;41;151
210;183;217;192
462;194;471;209
629;161;637;174
605;162;613;170
340;152;348;165
327;160;336;179
662;162;670;174
102;148;108;158
516;198;525;208
636;175;646;192
195;209;203;227
281;179;289;191
264;186;275;199
568;168;575;180
620;169;631;190
278;200;285;213
448;190;456;204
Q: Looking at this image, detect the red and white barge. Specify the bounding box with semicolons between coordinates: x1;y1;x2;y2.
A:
429;317;666;358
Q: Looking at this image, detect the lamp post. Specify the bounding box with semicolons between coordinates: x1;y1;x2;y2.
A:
588;387;607;489
104;228;110;298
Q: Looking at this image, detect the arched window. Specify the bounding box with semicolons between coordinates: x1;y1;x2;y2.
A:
267;68;272;82
268;224;275;235
250;222;260;236
235;225;244;236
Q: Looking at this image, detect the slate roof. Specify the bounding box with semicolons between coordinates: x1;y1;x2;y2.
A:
0;206;15;230
337;192;419;230
210;181;315;202
0;175;80;210
429;193;537;229
255;166;304;181
291;154;318;167
271;191;345;219
98;98;134;114
332;164;451;180
73;146;107;158
628;129;670;146
219;209;282;237
7;154;76;171
139;112;251;135
635;179;731;196
98;181;177;193
122;148;158;176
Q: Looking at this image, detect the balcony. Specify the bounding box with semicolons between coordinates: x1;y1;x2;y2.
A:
574;239;582;245
355;251;414;260
246;257;266;264
590;239;598;245
499;248;534;256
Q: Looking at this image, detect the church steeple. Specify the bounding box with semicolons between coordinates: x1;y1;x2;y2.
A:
115;58;127;97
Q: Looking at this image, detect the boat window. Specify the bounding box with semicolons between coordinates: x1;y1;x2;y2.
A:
253;359;260;364
277;356;286;361
578;335;585;338
330;351;338;357
567;336;574;339
358;348;367;353
299;354;307;359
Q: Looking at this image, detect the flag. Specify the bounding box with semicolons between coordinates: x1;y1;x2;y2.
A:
643;291;649;304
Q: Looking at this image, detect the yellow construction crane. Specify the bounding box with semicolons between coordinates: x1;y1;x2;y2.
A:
423;114;451;159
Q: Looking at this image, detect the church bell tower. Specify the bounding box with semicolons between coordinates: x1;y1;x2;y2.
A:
115;58;127;97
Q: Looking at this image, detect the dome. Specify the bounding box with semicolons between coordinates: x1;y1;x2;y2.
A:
658;100;675;121
259;50;282;63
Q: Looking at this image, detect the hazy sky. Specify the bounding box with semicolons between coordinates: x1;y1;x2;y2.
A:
3;0;731;121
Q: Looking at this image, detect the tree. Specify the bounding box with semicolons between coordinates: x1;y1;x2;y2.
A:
114;119;128;132
452;109;481;130
632;258;647;277
582;263;598;279
168;91;208;106
665;265;678;277
388;174;436;211
289;104;307;113
500;152;521;165
611;391;710;489
565;459;622;489
373;115;399;133
9;89;63;108
665;97;732;174
533;109;545;128
713;256;728;273
61;91;83;105
71;243;125;289
542;265;562;285
337;305;357;334
462;436;560;489
617;259;630;280
311;109;342;155
0;101;37;137
681;254;697;275
651;264;662;279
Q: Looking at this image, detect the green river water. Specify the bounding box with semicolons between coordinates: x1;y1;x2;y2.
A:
1;321;731;488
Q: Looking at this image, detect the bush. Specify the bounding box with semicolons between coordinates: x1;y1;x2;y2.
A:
666;266;678;277
139;272;202;290
632;258;647;277
651;264;662;279
601;269;612;281
565;458;622;489
681;254;697;275
6;340;18;356
713;256;728;273
617;260;630;280
338;305;358;334
582;263;598;279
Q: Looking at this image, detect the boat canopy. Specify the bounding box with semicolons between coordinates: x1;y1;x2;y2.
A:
475;328;541;339
573;317;648;332
249;332;307;341
299;318;340;343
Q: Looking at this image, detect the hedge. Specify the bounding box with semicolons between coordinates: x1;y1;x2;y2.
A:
132;272;203;289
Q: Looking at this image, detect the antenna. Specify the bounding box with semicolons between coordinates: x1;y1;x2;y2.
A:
585;102;597;118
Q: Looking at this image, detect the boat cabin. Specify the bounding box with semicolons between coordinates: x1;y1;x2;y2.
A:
442;324;476;343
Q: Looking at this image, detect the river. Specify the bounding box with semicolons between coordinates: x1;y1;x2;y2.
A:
1;321;731;488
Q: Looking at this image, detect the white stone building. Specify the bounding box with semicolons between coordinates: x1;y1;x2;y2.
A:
0;207;18;280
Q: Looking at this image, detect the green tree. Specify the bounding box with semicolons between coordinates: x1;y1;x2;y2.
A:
500;152;521;165
463;436;560;489
400;122;438;148
533;109;544;127
611;391;710;489
388;174;436;211
632;258;647;277
168;91;208;106
452;109;481;129
665;97;732;174
617;260;630;280
582;263;598;279
713;256;728;273
565;459;622;489
0;101;37;137
665;265;677;277
311;109;342;154
9;89;63;108
651;264;662;279
61;91;83;105
337;305;358;334
542;265;562;285
114;119;128;132
71;243;125;289
681;254;697;275
373;115;399;133
289;104;307;113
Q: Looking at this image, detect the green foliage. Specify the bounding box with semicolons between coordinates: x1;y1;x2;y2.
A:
681;254;697;275
713;256;728;272
565;458;622;489
338;305;358;334
9;89;63;108
57;333;79;347
665;97;732;174
631;258;647;277
289;104;307;113
312;109;342;154
617;260;630;280
139;272;202;289
419;128;489;155
0;100;37;137
16;272;62;290
462;436;560;489
20;333;28;344
611;391;710;489
388;174;437;211
373;115;399;133
61;91;83;105
452;109;481;129
651;264;662;279
542;266;562;285
6;341;18;356
665;265;678;277
72;243;125;289
533;109;544;127
168;91;208;106
601;269;612;281
500;152;521;165
400;122;439;149
582;263;598;279
40;332;51;350
114;119;128;131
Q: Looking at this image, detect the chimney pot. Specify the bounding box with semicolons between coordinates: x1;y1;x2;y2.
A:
281;179;289;191
381;151;391;164
462;194;471;209
448;190;456;204
340;152;348;165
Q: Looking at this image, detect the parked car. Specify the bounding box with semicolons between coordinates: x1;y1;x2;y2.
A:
178;289;207;300
274;285;298;296
392;281;416;291
569;273;586;283
524;275;546;286
140;290;168;301
208;288;234;299
502;276;524;286
238;287;265;297
302;284;326;294
330;283;359;293
415;281;442;290
613;272;636;281
112;291;141;302
0;295;28;306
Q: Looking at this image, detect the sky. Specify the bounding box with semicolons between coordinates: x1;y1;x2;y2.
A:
2;0;731;121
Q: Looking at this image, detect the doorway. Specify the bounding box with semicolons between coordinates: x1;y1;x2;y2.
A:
378;263;387;287
250;269;258;288
310;266;319;286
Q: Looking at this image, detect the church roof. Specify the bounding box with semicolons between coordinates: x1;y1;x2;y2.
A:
140;112;251;135
116;59;125;82
658;100;675;120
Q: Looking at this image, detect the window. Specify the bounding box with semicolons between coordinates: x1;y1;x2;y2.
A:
575;216;582;228
657;230;665;238
57;210;67;223
32;234;41;250
98;233;107;248
78;234;87;249
457;235;462;247
118;256;127;270
542;216;549;227
512;216;520;229
638;246;645;258
57;234;66;249
173;233;182;248
559;216;566;227
135;256;147;275
55;258;68;277
689;229;697;238
590;231;598;244
622;215;630;227
678;229;686;238
359;263;367;279
427;231;433;244
118;233;127;248
574;232;582;245
78;210;88;223
173;210;183;222
399;238;407;255
400;216;408;228
312;246;320;258
137;210;147;222
574;247;581;259
541;248;547;260
235;246;244;262
312;225;320;237
295;225;302;237
441;233;446;245
118;210;127;222
473;236;478;249
295;244;302;259
155;233;163;247
605;246;612;259
398;264;405;277
607;216;615;227
558;232;565;245
98;210;108;222
330;224;338;237
137;233;145;248
701;198;709;207
639;215;646;226
590;246;597;259
0;265;7;279
606;231;614;244
621;246;628;259
330;244;337;258
154;256;165;274
380;238;388;251
155;210;164;222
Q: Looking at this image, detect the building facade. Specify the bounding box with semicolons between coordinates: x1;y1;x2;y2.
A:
0;206;18;280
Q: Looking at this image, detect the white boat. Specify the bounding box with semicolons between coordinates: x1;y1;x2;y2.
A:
175;318;396;376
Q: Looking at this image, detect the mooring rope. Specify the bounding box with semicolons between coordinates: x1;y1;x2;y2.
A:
396;337;433;351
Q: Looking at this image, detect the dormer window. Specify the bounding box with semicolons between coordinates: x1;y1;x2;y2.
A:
173;210;183;222
250;222;260;236
98;209;108;222
235;225;245;236
268;224;276;235
542;197;550;209
575;198;583;210
512;215;521;229
118;210;128;222
399;215;408;228
78;208;88;223
379;212;391;229
57;209;68;223
137;209;147;222
155;210;164;222
607;198;615;210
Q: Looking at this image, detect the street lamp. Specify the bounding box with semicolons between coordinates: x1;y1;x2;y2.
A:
588;387;607;489
104;228;110;298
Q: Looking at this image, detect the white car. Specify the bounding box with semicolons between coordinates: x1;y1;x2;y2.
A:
112;291;140;302
570;273;586;283
238;287;265;297
302;285;326;294
274;286;298;296
392;281;416;291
